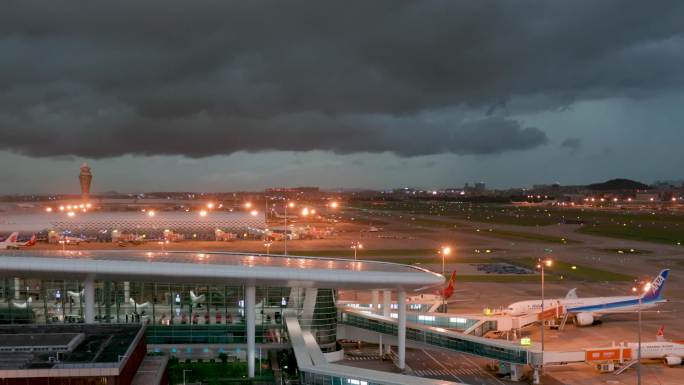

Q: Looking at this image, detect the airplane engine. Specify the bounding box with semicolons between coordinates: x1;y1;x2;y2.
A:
575;312;594;326
664;356;682;366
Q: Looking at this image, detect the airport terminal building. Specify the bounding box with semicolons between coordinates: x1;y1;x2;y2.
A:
0;250;538;384
0;211;266;241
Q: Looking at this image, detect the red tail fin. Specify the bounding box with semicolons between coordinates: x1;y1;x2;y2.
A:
26;234;36;246
657;326;665;341
441;271;456;299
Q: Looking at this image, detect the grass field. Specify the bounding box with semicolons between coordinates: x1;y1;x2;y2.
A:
509;258;634;282
474;228;579;244
352;202;563;226
351;201;684;245
594;247;652;254
578;222;684;245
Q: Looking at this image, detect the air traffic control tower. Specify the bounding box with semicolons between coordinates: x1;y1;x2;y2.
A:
79;162;92;202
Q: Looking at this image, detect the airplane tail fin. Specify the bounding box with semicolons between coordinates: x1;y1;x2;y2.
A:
447;271;456;289
641;269;670;301
441;271;456;299
657;326;665;341
6;232;19;243
565;288;578;299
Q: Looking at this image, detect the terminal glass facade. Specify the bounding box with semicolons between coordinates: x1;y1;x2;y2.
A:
0;277;341;349
0;277;293;344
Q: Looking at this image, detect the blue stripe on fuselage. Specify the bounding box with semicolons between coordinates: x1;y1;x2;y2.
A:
568;297;659;313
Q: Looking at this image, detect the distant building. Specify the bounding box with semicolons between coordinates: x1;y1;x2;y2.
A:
463;182;486;194
635;192;659;202
265;187;319;194
0;211;266;240
265;187;321;199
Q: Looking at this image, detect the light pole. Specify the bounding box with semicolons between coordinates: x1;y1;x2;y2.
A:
633;280;651;385
440;246;452;312
284;202;294;256
537;257;552;383
440;246;451;278
351;242;363;261
328;201;339;236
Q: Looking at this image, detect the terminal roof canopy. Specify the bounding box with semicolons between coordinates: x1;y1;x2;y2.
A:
0;250;444;291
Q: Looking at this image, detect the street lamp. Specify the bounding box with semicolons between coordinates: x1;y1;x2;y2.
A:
439;246;452;312
440;246;451;277
147;210;155;217
351;241;363;261
633;280;651;385
284;202;295;256
536;257;552;384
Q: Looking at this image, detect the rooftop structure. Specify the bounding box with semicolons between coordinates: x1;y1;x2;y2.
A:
0;250;442;290
0;324;149;384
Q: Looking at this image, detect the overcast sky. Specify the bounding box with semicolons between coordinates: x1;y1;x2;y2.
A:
1;1;683;194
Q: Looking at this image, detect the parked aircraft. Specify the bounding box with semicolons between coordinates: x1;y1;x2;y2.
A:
627;327;684;366
0;232;20;249
506;269;670;326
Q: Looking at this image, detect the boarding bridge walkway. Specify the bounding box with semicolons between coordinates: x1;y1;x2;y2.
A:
338;309;535;365
340;305;543;337
284;313;465;385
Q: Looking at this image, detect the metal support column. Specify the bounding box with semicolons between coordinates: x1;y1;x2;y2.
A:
398;290;406;370
383;290;391;354
84;277;95;324
371;290;379;312
246;285;256;378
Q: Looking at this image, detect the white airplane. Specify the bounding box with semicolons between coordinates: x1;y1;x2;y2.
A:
129;298;150;308
6;234;37;249
0;232;20;249
67;289;84;300
625;327;684;366
190;290;205;306
506;269;670;326
12;297;32;309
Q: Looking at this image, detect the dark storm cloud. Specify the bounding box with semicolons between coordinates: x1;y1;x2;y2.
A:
0;1;683;158
560;138;583;152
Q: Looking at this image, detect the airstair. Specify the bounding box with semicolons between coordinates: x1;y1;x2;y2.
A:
614;359;639;375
